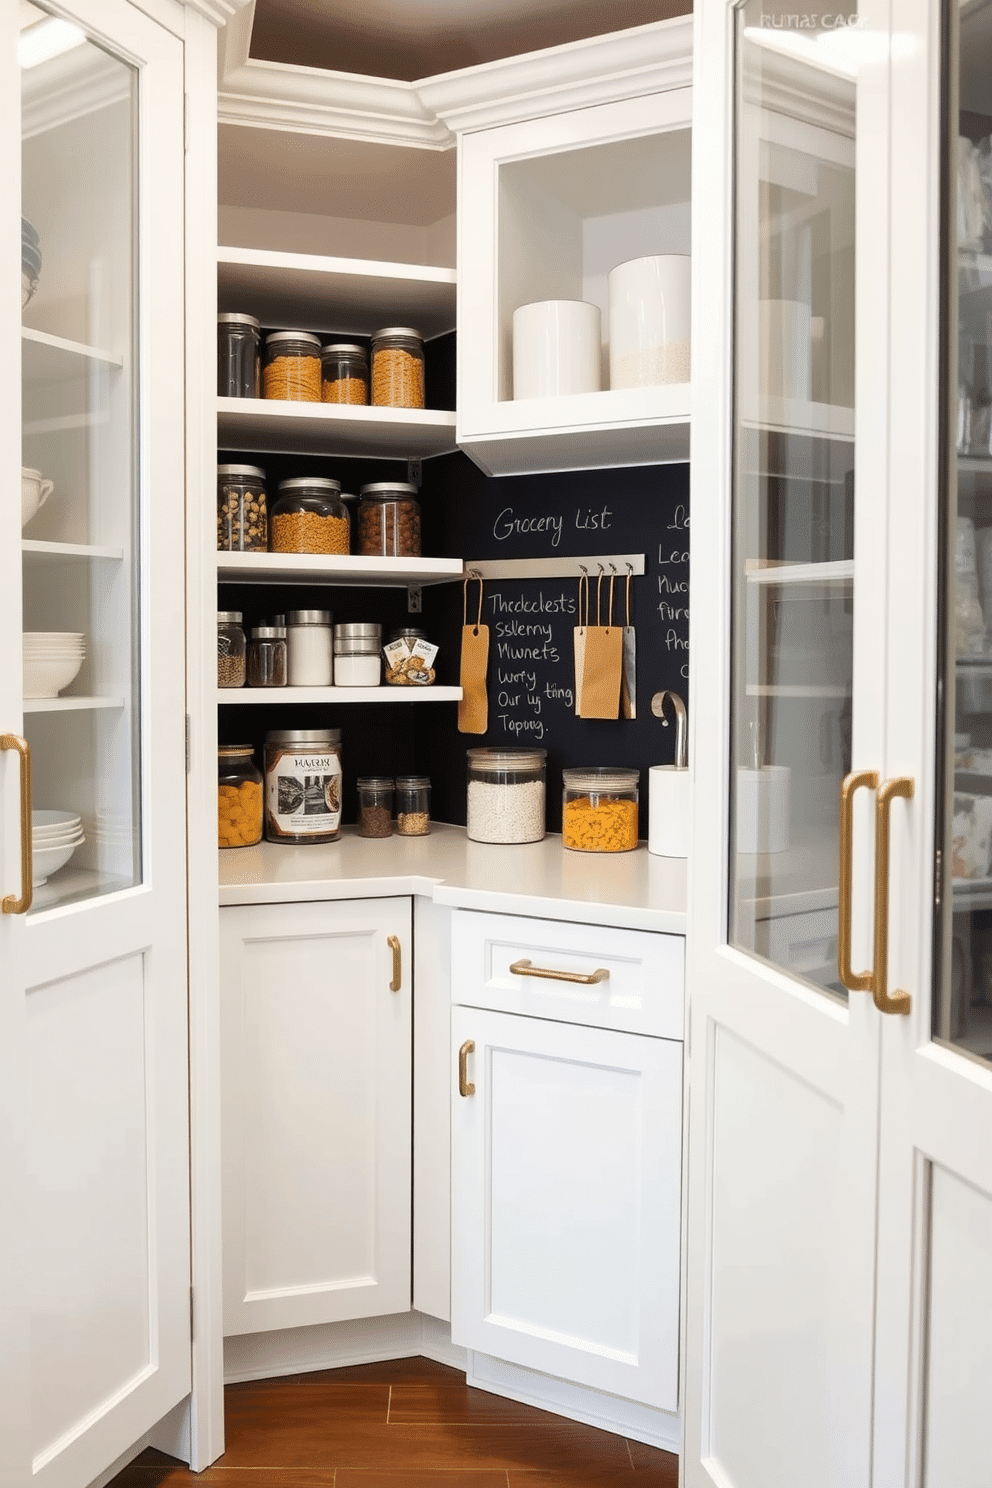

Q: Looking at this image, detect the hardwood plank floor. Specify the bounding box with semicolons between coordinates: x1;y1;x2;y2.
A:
109;1359;678;1487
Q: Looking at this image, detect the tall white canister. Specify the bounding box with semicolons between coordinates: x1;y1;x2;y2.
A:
608;254;691;389
512;299;601;399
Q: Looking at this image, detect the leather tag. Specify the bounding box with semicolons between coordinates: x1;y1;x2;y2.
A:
580;626;623;718
573;626;587;714
457;624;490;733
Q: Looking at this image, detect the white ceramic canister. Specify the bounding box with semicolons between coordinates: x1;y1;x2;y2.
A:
511;299;601;399
758;299;812;401
608;255;691;389
286;609;333;686
334;623;381;687
21;467;54;527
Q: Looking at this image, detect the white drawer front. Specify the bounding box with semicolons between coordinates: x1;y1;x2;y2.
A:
451;909;684;1039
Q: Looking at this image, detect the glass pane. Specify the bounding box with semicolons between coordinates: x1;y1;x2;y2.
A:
937;1;992;1063
20;9;141;908
729;4;857;997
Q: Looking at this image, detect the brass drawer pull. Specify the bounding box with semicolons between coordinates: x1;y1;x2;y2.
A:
872;777;914;1016
838;770;877;992
1;734;33;916
387;934;401;992
458;1038;475;1097
509;957;609;986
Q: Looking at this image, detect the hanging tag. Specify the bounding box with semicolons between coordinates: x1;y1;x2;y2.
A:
458;573;490;734
580;570;622;719
573;570;589;715
621;565;637;719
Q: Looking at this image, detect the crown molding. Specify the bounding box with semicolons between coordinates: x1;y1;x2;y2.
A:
184;0;254;27
21;44;129;138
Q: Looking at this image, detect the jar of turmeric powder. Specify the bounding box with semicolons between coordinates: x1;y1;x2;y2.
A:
218;744;263;848
561;767;640;853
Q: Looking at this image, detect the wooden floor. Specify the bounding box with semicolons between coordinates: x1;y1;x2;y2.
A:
110;1357;679;1487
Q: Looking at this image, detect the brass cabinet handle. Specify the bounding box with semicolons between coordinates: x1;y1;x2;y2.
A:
872;776;914;1016
509;957;609;986
838;770;878;992
387;934;401;992
1;734;32;916
458;1038;475;1097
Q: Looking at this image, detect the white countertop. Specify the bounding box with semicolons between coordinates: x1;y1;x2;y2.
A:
218;822;687;934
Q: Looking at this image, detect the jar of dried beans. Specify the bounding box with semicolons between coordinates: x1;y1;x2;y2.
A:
270;477;350;555
358;482;421;556
263;330;322;402
217;611;246;688
357;777;393;838
217;464;267;552
370;326;425;409
218;744;263;847
321;342;369;405
562;767;640;853
395;775;431;836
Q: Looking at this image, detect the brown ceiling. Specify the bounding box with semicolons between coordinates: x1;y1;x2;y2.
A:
249;0;692;83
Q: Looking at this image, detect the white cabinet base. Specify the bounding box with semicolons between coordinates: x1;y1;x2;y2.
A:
224;1312;465;1383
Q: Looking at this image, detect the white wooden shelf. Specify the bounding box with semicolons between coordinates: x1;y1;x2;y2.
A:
21;327;124;388
29;865;131;915
216;551;463;586
23;696;124;713
217;397;457;460
218;248;457;340
745;559;854;586
218;686;463;705
742;397;855;441
23;540;124;562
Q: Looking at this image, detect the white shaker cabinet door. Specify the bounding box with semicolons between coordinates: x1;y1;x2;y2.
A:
220;897;413;1336
450;1006;683;1410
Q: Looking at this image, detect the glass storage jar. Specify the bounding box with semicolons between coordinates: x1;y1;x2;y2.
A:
334;623;381;686
218;312;260;398
217;464;267;552
358;483;421;556
370;326;425;408
217;611;246;688
286;609;333;686
247;625;287;687
562;766;640;853
270;477;350;555
357;777;393;838
321;343;369;405
263;330;322;401
264;728;342;844
466;747;547;843
395;775;431;835
218;744;263;848
383;626;436;685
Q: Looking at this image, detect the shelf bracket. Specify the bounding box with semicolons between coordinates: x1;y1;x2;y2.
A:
407;585;422;614
407;458;422;488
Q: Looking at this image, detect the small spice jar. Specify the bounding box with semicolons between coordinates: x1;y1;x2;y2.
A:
217;464;267;552
218;313;261;398
334;623;381;687
370;327;425;408
286;609;333;686
466;748;547;844
247;625;287;688
395;775;431;835
270;477;350;555
264;728;342;844
357;777;393;838
358;482;421;556
321;343;369;405
263;330;322;402
217;611;246;688
218;744;264;848
562;767;640;853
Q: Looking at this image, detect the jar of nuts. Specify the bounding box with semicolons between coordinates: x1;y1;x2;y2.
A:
270;477;350;555
358;482;421;557
263;330;322;402
395;775;431;836
218;744;264;847
321;343;369;405
370;327;425;409
217;464;267;552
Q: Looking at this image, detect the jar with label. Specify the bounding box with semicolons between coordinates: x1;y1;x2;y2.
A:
218;744;264;848
217;464;267;552
357;777;393;838
370;327;425;408
321;343;369;405
358;483;421;556
264;729;342;844
395;775;431;835
270;477;350;555
286;610;333;686
218;611;246;688
383;626;438;686
466;748;546;844
262;330;322;402
247;626;287;687
334;623;381;686
218;313;260;398
562;766;640;853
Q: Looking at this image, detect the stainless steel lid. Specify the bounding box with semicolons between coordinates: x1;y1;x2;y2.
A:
218;464;266;479
218;743;255;755
265;329;321;348
360;482;418;497
251;627;283;639
396;775;430;788
371;326;423;341
357;776;393;788
334;623;381;640
265;729;341;745
218;313;261;329
277;477;342;494
217;611;243;622
286;610;332;625
321;342;368;357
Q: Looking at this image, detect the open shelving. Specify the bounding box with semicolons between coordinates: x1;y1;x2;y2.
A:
217;552;463;587
217;397;457;460
218;685;463;706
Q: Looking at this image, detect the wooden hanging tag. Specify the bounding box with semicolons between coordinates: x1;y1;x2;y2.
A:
458;573;490;734
621;565;637;719
580;571;622;719
573;570;589;715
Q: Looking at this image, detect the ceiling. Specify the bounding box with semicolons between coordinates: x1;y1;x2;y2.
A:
248;0;692;83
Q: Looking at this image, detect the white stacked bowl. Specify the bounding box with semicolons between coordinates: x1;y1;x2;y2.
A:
23;632;85;699
31;809;84;885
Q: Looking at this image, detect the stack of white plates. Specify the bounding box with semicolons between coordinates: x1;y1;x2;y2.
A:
23;632;86;699
31;809;85;886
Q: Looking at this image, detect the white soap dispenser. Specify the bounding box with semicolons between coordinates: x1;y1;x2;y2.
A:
649;690;689;858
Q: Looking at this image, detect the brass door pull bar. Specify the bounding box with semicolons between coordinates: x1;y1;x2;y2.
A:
838;770;878;992
873;776;914;1016
387;935;401;992
509;958;609;985
1;734;32;916
458;1038;475;1097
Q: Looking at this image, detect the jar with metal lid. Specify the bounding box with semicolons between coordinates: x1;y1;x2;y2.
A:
562;766;640;853
264;728;342;844
247;626;287;688
383;625;437;686
334;623;381;687
286;610;333;686
218;313;261;398
270;477;350;555
358;482;421;556
321;343;369;405
217;611;246;688
263;330;322;402
395;775;431;836
357;777;393;838
466;747;546;844
218;744;263;848
217;464;267;552
370;327;425;408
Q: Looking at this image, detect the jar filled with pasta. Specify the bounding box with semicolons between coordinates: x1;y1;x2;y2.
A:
562;767;640;852
321;342;369;404
218;744;263;848
270;477;350;555
263;330;322;402
370;327;425;408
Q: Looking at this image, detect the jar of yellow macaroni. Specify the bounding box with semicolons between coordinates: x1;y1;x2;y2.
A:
561;767;640;853
218;744;264;848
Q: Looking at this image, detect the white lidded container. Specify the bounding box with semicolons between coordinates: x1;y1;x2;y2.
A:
286;609;333;686
608;254;691;389
511;300;601;399
334;623;381;687
466;747;547;843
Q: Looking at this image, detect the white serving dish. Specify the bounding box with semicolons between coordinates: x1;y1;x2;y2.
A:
31;836;84;886
23;654;84;698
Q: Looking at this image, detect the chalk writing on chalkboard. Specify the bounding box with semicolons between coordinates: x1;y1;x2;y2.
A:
489;586;577;740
